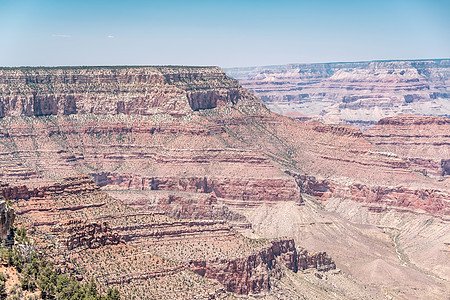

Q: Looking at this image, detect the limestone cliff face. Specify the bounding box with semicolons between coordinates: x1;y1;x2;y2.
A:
0;66;260;117
225;59;450;129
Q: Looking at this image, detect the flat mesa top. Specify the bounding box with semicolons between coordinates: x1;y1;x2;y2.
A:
0;65;219;70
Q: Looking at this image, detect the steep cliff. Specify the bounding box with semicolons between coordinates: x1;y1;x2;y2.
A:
0;199;14;240
0;66;260;117
187;239;335;295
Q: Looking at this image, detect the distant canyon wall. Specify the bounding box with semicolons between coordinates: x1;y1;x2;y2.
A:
225;59;450;129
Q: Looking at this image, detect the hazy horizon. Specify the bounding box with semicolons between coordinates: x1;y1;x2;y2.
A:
1;0;449;68
1;57;450;70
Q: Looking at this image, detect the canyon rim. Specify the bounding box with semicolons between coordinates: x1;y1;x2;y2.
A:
0;65;447;299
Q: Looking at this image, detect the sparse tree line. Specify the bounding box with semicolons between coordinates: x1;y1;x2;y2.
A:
0;226;120;300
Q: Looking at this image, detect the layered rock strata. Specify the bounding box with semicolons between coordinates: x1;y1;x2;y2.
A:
52;220;123;250
187;239;335;295
287;171;449;215
0;66;445;216
8;176;334;297
0;66;448;298
225;59;450;129
0;66;256;117
365;115;450;177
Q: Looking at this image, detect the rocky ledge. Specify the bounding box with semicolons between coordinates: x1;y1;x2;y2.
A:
1;175;99;200
52;219;123;250
0;66;260;118
188;239;335;294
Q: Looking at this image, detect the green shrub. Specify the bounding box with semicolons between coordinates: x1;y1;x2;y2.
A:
0;239;121;299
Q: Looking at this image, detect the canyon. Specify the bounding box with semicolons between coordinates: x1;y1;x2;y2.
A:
225;59;450;130
0;66;448;299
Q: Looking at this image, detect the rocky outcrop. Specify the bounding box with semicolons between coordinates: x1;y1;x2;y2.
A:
52;219;122;250
1;175;99;200
0;200;14;240
225;59;450;129
95;173;301;206
286;171;449;215
153;193;247;222
337;184;449;215
377;115;450;126
442;159;450;176
285;171;334;198
188;239;335;294
297;248;336;271
116;219;233;242
311;122;363;138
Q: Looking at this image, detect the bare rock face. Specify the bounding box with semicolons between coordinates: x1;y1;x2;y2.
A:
0;66;259;118
0;200;14;240
225;59;450;129
95;172;301;206
288;171;449;215
1;175;99;200
297;247;336;272
188;239;335;295
442;159;450;176
365;115;450;178
52;219;123;250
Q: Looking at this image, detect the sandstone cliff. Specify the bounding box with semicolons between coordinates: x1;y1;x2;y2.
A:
0;66;260;118
187;239;335;295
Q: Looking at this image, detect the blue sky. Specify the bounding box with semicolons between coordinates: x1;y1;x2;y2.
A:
0;0;449;67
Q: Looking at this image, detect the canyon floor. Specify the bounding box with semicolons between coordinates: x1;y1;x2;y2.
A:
0;66;448;299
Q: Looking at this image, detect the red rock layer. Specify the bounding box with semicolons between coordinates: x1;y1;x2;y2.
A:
188;239;335;295
0;67;446;217
52;219;123;250
287;171;449;215
297;248;336;272
365;115;450;177
0;66;259;118
97;173;301;205
1;175;99;200
9;176;335;296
